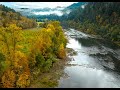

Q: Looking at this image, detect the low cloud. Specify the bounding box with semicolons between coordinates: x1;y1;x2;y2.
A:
13;2;77;9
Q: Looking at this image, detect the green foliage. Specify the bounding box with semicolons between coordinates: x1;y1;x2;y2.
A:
35;52;45;68
0;4;16;12
0;53;5;77
40;77;58;87
28;21;67;79
12;20;66;88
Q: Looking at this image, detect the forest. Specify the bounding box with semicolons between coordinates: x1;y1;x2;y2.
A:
61;2;120;46
0;4;67;88
0;2;120;88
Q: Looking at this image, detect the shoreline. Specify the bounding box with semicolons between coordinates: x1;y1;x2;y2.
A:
29;30;76;88
29;56;71;88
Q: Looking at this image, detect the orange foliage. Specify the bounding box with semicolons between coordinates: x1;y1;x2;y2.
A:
16;72;30;88
1;69;16;88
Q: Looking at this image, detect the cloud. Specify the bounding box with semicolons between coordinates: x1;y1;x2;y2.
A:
13;2;78;9
0;2;78;16
81;5;85;9
33;10;63;16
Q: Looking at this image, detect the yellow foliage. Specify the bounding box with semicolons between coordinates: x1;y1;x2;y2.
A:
57;43;66;59
16;45;24;50
47;24;55;31
34;29;52;55
14;51;29;73
0;24;22;60
16;72;30;88
2;69;16;88
0;21;67;88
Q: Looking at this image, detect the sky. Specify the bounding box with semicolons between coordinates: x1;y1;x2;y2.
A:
0;2;77;9
0;2;78;16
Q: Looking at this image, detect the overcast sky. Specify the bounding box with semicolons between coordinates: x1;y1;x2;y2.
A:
0;2;78;9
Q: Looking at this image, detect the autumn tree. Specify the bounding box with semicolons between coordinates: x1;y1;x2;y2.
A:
0;24;30;88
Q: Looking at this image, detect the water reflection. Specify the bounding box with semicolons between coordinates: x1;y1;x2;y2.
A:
75;38;100;47
58;28;120;88
75;37;120;50
58;66;120;88
67;38;81;50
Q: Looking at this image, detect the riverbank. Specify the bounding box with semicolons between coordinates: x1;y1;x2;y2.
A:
29;28;120;88
29;52;72;88
29;31;76;88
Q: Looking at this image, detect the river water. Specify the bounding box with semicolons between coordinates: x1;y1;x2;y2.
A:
57;28;120;88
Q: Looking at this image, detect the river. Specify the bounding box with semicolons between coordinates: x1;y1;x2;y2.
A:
57;28;120;88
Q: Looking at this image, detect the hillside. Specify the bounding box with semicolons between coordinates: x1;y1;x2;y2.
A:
66;2;86;10
0;4;37;29
61;2;120;45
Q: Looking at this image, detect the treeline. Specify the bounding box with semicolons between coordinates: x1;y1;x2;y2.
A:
0;5;37;29
61;2;120;45
28;14;61;22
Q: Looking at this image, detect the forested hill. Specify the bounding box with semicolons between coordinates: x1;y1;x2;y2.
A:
66;2;86;10
0;4;37;29
61;2;120;45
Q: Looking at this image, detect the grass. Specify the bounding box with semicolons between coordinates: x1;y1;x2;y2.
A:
37;22;44;25
18;28;41;55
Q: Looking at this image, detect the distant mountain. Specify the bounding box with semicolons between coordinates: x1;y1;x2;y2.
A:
20;8;29;9
14;7;64;16
13;2;86;17
66;2;86;10
10;2;87;22
61;2;86;15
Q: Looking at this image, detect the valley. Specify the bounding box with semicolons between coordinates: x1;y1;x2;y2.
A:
0;2;120;88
